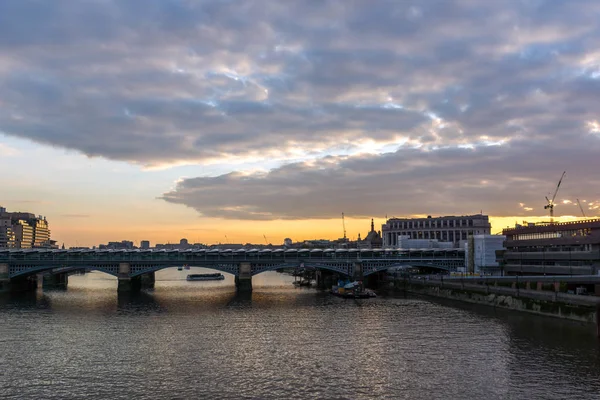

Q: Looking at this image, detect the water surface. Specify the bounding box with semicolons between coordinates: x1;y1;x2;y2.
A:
1;268;599;399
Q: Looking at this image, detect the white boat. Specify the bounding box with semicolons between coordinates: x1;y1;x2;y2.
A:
186;273;225;281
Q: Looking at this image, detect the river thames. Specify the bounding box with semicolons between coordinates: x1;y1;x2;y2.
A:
1;269;600;399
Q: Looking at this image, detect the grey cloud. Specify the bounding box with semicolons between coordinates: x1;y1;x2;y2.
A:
160;135;600;220
0;0;598;166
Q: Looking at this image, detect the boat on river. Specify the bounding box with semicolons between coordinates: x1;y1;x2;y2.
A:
330;280;376;299
186;273;225;281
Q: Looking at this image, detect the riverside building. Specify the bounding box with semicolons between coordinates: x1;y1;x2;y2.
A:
0;217;15;248
382;214;492;248
0;207;52;248
501;219;600;275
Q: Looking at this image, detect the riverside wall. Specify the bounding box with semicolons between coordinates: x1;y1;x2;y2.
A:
391;277;600;327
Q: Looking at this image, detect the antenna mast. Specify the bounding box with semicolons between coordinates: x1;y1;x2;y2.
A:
342;212;347;241
544;171;566;223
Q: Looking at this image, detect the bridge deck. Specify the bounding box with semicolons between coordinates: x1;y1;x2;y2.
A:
0;248;465;278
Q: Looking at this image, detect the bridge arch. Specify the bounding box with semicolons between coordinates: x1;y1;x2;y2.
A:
362;262;450;277
251;261;353;276
128;263;239;277
9;265;121;279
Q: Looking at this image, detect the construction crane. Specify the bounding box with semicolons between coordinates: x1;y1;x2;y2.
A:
544;171;566;223
576;199;587;218
342;212;347;241
263;234;269;245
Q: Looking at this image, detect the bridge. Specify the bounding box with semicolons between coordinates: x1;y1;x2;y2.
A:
0;247;465;292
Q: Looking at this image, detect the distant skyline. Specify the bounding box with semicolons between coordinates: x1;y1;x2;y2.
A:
1;1;598;247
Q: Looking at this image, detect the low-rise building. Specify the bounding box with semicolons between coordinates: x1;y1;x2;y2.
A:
99;240;134;250
465;234;506;274
501;219;600;275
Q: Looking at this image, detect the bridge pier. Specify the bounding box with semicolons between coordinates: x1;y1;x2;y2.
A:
118;276;142;292
0;263;9;293
316;270;335;290
117;263;141;292
140;272;155;289
42;273;68;289
2;276;38;293
316;270;323;289
353;263;363;282
235;262;252;292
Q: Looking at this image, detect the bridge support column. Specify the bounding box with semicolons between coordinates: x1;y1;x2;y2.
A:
118;276;141;292
140;272;155;289
117;263;141;292
235;262;252;292
2;277;37;293
315;270;334;290
42;273;68;289
0;263;9;293
353;263;363;282
315;270;324;289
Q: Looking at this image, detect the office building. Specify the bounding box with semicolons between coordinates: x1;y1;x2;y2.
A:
382;214;491;247
501;219;600;275
0;209;52;248
13;220;34;249
0;217;15;248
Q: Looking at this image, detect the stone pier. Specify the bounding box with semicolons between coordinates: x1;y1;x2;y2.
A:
235;262;252;292
353;263;363;281
140;271;155;289
315;269;335;290
597;306;600;339
117;263;140;292
315;270;324;289
42;273;68;289
0;263;9;293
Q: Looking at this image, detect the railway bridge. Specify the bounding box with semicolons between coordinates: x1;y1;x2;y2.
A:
0;247;464;292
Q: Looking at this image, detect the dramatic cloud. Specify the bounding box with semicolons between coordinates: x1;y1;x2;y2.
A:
0;0;598;168
161;135;600;219
1;1;600;220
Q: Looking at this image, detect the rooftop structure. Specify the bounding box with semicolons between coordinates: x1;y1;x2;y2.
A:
357;219;383;249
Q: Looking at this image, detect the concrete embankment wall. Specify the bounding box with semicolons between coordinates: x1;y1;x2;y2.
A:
393;278;600;324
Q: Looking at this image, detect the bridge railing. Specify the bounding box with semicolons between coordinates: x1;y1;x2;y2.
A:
0;248;465;264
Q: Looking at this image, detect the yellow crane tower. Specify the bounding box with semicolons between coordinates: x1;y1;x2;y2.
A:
544;171;566;223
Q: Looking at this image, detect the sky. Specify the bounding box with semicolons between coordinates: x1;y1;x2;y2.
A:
0;0;599;247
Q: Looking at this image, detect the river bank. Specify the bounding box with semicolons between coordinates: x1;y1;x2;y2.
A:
388;276;600;335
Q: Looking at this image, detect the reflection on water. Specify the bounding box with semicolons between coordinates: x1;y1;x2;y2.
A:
1;270;599;400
